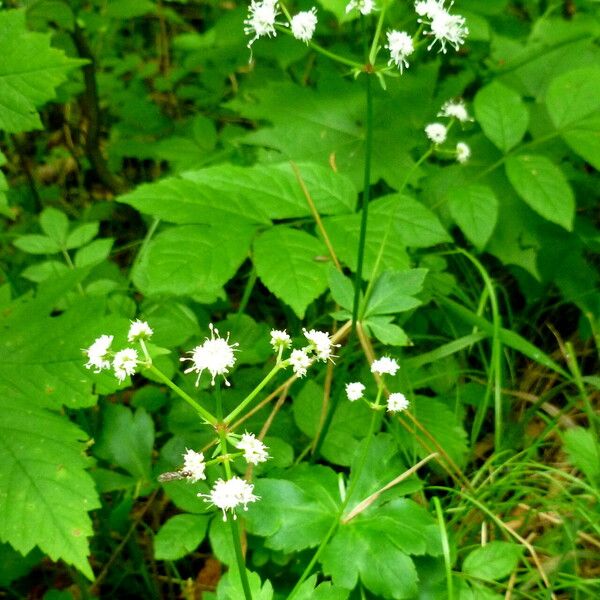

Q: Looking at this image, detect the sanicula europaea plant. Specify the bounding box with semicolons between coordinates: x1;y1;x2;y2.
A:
2;0;600;598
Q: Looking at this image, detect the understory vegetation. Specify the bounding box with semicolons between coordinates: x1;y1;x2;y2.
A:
0;0;599;598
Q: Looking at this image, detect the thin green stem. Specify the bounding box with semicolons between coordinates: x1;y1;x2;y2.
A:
223;363;283;425
433;496;454;600
368;5;387;65
146;364;217;425
215;380;223;421
216;428;253;600
229;518;253;600
351;71;374;330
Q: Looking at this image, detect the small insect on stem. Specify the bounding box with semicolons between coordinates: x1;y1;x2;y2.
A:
157;470;189;483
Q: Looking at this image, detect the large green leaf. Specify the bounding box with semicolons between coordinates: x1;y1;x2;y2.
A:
321;499;441;599
448;185;498;250
0;10;84;132
474;82;528;152
253;227;329;318
505;154;574;231
0;292;125;410
0;395;100;579
118;162;355;225
545;67;600;129
323;195;447;279
545;67;600;169
132;224;254;299
246;465;340;553
183;162;356;219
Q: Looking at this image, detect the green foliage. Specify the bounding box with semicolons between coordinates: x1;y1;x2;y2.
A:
0;10;84;132
463;541;523;581
153;514;209;560
1;0;598;597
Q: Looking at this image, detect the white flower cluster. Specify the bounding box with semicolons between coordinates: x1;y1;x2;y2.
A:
270;328;339;377
346;357;409;412
244;0;319;48
236;432;269;465
345;0;375;15
200;476;259;521
84;320;153;383
181;323;239;387
425;99;472;163
416;0;469;54
382;2;467;74
182;449;207;482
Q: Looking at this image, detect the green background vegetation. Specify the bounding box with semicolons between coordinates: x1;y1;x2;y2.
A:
0;0;599;598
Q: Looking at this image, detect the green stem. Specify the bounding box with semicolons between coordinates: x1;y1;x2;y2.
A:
146;364;217;425
217;429;253;600
223;363;283;425
215;380;223;421
351;70;374;330
433;496;454;600
229;517;253;600
128;218;160;285
368;5;387;65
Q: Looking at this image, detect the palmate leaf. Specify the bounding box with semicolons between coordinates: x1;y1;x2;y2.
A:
0;395;100;579
247;444;438;599
320;499;441;599
0;10;84;133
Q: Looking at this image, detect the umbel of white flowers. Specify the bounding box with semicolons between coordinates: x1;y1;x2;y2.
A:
243;0;468;72
424;99;473;163
84;319;153;382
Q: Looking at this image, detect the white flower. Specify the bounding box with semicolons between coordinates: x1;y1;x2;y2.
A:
182;449;206;482
426;5;468;53
425;122;447;144
385;30;414;73
244;0;279;48
127;319;153;343
270;329;292;351
291;8;317;43
346;382;365;402
303;328;338;362
113;348;138;382
387;392;409;413
199;477;259;521
371;356;400;376
438;99;471;122
415;0;444;17
181;323;238;386
345;0;375;15
84;334;113;372
456;142;471;163
289;349;312;377
237;433;269;465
